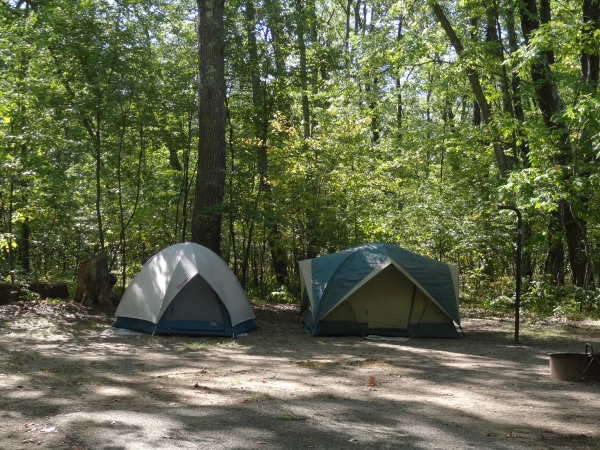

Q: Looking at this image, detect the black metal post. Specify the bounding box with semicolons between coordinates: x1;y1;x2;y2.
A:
498;205;522;343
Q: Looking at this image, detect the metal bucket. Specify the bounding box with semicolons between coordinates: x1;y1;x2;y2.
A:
549;344;600;382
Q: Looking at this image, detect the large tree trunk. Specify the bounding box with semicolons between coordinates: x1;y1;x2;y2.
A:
192;0;227;256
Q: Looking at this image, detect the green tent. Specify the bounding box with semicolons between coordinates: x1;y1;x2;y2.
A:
299;243;461;338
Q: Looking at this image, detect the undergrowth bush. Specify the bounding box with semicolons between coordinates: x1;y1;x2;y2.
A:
462;273;600;319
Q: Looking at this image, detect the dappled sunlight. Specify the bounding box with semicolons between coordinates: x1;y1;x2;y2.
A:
93;386;139;397
1;304;599;449
3;389;47;400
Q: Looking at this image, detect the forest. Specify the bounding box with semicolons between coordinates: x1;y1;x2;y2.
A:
1;0;599;317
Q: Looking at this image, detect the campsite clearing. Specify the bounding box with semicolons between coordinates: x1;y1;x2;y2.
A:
0;301;599;449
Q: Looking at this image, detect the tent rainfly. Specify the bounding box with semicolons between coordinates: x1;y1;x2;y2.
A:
114;242;257;336
299;242;461;338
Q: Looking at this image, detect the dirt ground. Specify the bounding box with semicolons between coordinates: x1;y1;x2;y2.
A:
0;300;599;449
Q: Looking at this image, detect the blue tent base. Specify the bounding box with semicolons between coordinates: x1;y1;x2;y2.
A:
308;320;460;338
113;316;258;337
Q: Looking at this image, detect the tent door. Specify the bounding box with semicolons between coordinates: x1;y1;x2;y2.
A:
160;273;226;331
347;265;415;332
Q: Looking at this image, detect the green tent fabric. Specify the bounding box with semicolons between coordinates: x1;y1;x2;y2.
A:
298;242;461;338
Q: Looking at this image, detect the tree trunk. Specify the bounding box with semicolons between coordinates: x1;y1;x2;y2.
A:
20;218;30;274
81;106;105;251
581;0;600;90
519;0;591;287
367;76;380;143
192;0;227;256
505;3;529;166
296;0;311;139
8;176;14;283
561;201;589;287
344;0;352;54
544;210;565;285
468;17;482;126
396;16;403;139
181;112;195;242
431;2;510;176
94;109;104;250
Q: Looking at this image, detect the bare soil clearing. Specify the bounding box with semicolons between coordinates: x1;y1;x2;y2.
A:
0;301;599;449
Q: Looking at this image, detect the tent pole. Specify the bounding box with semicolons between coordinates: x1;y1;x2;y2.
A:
348;301;365;337
411;300;429;338
406;284;417;326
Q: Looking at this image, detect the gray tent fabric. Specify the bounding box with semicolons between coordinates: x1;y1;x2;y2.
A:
299;243;460;338
114;242;257;336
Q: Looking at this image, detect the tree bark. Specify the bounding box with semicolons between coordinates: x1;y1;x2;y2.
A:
505;3;529;166
581;0;600;90
192;0;227;256
74;252;118;310
20;219;30;273
81;106;105;251
296;0;311;139
396;16;403;139
469;17;482;126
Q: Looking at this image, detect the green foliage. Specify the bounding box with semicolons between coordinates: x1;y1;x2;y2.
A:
0;0;598;319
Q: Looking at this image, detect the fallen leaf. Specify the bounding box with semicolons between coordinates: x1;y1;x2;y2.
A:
155;386;164;390
368;375;375;387
162;435;174;439
193;383;211;393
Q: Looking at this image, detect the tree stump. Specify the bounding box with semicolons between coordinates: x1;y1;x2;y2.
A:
74;252;119;310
